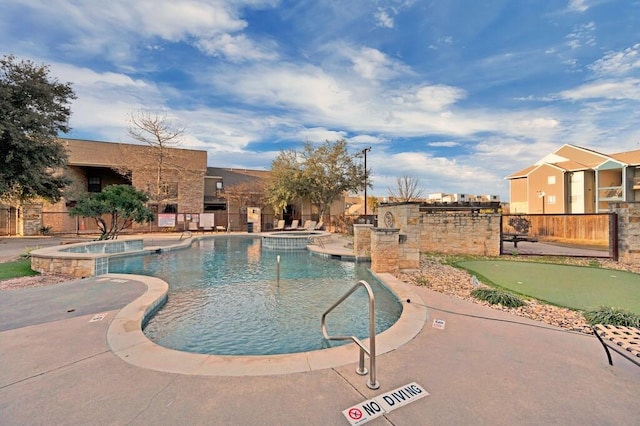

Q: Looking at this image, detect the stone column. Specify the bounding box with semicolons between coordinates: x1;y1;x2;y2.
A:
353;224;373;261
21;203;43;236
371;228;400;273
611;202;640;265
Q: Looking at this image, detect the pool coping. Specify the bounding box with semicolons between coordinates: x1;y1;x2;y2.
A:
106;270;428;376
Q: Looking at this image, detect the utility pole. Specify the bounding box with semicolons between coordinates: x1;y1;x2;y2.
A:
362;147;371;218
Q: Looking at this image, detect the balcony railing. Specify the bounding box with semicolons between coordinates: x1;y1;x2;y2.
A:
598;186;623;201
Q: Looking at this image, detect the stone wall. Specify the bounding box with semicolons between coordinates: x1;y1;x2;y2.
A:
21;204;43;236
420;213;501;256
370;228;400;273
610;202;640;265
377;203;501;258
353;224;373;260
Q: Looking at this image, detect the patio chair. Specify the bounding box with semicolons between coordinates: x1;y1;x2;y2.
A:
306;221;317;231
299;220;312;230
315;220;324;230
285;220;299;231
273;220;286;231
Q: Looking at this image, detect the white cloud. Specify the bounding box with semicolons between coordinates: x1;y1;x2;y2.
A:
590;44;640;76
559;78;640;101
350;47;410;81
195;33;278;62
565;22;596;49
567;0;589;12
428;141;459;148
375;8;394;28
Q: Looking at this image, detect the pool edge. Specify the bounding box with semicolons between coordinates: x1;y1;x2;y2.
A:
106;272;427;377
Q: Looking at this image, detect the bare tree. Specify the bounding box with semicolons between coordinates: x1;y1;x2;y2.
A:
387;175;424;202
118;110;189;211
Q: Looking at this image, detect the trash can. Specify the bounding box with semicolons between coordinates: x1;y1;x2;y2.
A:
247;222;254;233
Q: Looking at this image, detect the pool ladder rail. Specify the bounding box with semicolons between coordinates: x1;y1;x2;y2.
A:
321;280;379;390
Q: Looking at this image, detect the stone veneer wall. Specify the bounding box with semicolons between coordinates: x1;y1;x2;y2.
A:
378;203;501;257
610;202;640;265
353;224;373;260
370;228;400;273
21;204;43;236
420;213;501;256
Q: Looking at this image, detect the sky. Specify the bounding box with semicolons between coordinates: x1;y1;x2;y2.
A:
2;0;640;200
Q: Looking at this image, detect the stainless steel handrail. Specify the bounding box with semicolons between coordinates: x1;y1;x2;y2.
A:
321;280;379;389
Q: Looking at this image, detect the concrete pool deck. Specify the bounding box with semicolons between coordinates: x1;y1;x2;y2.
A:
1;233;639;425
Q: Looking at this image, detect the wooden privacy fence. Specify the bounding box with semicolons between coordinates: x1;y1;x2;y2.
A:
502;213;611;247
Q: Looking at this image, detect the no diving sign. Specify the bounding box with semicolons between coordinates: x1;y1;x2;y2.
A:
342;382;428;425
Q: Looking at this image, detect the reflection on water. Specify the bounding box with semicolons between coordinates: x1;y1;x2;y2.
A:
108;237;401;355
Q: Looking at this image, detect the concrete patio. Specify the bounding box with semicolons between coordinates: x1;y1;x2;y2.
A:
1;234;639;425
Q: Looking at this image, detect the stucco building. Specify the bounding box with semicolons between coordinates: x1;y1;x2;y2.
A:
507;144;640;214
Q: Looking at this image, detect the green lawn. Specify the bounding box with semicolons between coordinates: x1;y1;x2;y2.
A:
456;260;640;314
0;259;39;280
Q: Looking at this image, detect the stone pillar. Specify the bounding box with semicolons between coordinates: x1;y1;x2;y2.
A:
21;204;43;236
353;224;373;261
371;228;400;273
611;202;640;265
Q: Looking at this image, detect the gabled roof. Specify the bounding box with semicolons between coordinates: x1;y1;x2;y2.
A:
610;149;640;166
506;165;537;179
553;160;591;172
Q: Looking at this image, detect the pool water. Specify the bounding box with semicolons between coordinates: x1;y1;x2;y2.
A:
108;237;402;355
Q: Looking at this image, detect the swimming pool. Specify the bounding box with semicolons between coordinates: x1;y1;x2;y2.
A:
108;236;402;356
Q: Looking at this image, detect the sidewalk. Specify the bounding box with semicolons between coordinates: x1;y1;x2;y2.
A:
1;234;639;425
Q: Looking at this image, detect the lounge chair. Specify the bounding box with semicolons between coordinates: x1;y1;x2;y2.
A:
285;219;299;231
273;220;285;231
299;220;312;230
306;221;317;231
315;220;324;230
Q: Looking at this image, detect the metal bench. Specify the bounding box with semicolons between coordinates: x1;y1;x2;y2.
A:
593;324;640;367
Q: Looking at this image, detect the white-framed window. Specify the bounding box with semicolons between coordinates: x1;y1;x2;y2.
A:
547;176;556;185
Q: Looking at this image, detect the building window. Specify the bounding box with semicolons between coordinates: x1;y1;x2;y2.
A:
163;204;178;213
88;177;101;192
216;181;223;190
547;176;556;185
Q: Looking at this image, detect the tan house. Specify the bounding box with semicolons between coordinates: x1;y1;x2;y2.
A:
507;144;640;214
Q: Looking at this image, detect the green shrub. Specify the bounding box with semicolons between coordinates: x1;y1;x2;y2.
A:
414;275;429;286
584;306;640;327
471;288;525;308
39;225;53;235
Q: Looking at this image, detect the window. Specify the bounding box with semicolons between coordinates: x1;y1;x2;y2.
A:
548;195;556;205
547;176;556;185
88;177;101;192
216;181;223;190
163;204;178;213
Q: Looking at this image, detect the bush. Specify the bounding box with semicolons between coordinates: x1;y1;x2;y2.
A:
584;306;640;327
471;288;525;308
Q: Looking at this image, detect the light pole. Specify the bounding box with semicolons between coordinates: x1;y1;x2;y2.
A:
537;191;546;214
362;147;371;218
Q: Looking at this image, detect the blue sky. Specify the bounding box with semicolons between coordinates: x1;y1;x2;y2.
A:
2;0;639;200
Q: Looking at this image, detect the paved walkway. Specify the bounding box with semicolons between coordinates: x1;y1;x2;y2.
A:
1;234;639;425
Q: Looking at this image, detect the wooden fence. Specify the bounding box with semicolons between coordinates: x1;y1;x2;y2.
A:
502;213;611;247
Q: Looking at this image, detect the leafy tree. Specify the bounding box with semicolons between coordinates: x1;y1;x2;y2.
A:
0;55;76;203
123;110;186;210
387;175;424;202
265;140;366;219
69;185;154;240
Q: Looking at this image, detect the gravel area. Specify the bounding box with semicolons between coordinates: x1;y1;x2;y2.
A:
395;254;640;335
0;273;77;291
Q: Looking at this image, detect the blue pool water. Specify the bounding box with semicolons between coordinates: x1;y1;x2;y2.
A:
108;237;402;356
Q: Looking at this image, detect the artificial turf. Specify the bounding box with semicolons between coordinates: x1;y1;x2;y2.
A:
456;260;640;314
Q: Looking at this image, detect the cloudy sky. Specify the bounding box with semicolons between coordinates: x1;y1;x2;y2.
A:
2;0;639;199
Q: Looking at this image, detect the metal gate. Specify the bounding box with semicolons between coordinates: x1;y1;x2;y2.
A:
500;213;616;259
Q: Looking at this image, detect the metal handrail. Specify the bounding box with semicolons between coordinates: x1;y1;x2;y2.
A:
321;280;379;389
179;230;192;241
